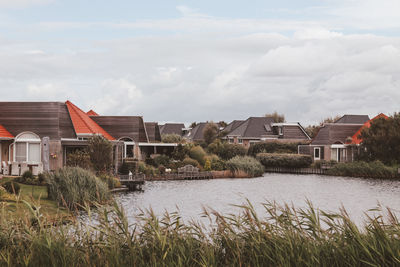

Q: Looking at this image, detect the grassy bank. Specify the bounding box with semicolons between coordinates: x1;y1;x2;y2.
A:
0;201;400;266
0;177;70;221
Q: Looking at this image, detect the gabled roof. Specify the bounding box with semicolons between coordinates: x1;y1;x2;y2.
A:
145;122;162;142
223;120;245;133
227;117;275;138
184;122;207;141
335;115;370;124
311;123;363;146
86;110;99;116
0;125;14;139
66;101;115;140
351;113;388;144
159;123;185;136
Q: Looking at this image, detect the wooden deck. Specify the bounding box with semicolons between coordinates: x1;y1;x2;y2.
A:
119;174;145;191
159;171;213;180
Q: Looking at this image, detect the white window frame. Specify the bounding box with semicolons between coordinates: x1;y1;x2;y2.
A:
238;138;243;144
314;147;321;160
13;132;41;163
124;141;135;158
279;127;283;136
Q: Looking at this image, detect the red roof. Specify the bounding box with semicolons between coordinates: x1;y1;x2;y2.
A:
350;113;388;144
0;124;14;139
65;101;115;140
86;110;99;116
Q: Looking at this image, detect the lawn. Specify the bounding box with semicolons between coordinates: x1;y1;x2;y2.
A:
0;177;71;221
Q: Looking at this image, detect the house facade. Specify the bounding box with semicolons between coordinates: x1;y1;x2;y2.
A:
302;114;387;162
224;117;311;148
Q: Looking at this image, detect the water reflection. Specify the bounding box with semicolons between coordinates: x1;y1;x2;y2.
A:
114;173;400;225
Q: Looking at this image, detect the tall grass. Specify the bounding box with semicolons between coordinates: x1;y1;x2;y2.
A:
326;160;398;179
46;167;110;209
1;200;400;266
226;156;265;177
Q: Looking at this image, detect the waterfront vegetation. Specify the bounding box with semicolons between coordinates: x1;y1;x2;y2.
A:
257;153;312;169
326;160;399;179
226;156;264;177
0;200;399;266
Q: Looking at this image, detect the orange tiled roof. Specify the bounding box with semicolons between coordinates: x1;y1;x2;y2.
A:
86;110;99;116
0;124;13;139
351;113;388;144
65;101;115;140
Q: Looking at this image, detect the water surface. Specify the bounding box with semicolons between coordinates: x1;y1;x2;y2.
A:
115;173;400;225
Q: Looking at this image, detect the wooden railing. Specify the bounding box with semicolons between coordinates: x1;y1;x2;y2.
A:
264;167;327;175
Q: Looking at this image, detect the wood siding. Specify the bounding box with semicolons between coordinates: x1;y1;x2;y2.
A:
0;102;76;140
91;116;148;143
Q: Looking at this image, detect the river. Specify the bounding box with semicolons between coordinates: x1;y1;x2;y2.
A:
114;173;400;225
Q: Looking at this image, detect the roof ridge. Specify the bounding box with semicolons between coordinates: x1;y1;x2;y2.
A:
66;101;98;134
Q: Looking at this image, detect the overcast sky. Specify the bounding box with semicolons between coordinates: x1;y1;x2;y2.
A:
1;0;400;125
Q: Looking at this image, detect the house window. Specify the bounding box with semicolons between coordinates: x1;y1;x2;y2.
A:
238;139;243;144
314;147;321;160
229;138;234;144
14;132;41;163
279;127;283;135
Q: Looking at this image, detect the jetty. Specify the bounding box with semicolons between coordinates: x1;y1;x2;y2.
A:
119;173;145;191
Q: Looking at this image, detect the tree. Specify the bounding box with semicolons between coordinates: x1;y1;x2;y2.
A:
87;135;113;173
203;122;219;145
161;134;182;143
190;122;197;128
265;111;285;123
359;114;400;164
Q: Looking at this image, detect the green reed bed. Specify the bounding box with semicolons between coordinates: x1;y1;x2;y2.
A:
1;200;400;266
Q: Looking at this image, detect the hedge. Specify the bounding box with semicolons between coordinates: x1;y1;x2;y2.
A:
326;161;398;179
248;142;304;157
256;153;312;168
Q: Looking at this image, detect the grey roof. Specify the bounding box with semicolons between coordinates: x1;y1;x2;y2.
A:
223;120;245;133
184;122;207;141
335;115;370;124
145;122;161;142
311;124;363;145
227;117;275;138
159;123;185;136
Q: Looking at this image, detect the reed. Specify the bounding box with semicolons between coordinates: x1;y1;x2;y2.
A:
1;200;400;266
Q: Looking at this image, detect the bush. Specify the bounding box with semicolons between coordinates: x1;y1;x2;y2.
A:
17;171;39;185
172;144;189;161
161;134;183;143
66;150;91;170
98;173;121;189
226;156;264;177
204;155;226;171
2;181;20;195
182;157;200;168
326;161;398;179
145;157;156;167
248;142;303;157
189;146;206;166
154;155;171;167
46;167;110;209
257;153;312;168
87;136;113;173
207;140;246;160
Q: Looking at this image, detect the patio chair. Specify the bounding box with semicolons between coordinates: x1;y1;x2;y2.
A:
2;161;9;175
11;162;20;176
20;163;29;175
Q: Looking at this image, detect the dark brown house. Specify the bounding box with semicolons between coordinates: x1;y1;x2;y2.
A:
224;117;310;148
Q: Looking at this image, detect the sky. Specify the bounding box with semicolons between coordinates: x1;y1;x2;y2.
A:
1;0;400;125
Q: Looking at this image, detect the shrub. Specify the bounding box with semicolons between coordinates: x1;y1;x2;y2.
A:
46;167;110;209
207;140;246;160
98;173;121;189
226;156;264;177
17;170;38;185
87;136;113;173
172;144;189;161
203;122;219;145
145;157;156;167
248;142;303;157
257;153;312;168
66;150;91;170
204;155;226;171
2;181;20;195
189;146;206;166
38;173;46;185
204;159;211;171
162;134;183;143
158;165;166;175
154;155;171;167
182;157;200;168
326;161;398;179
